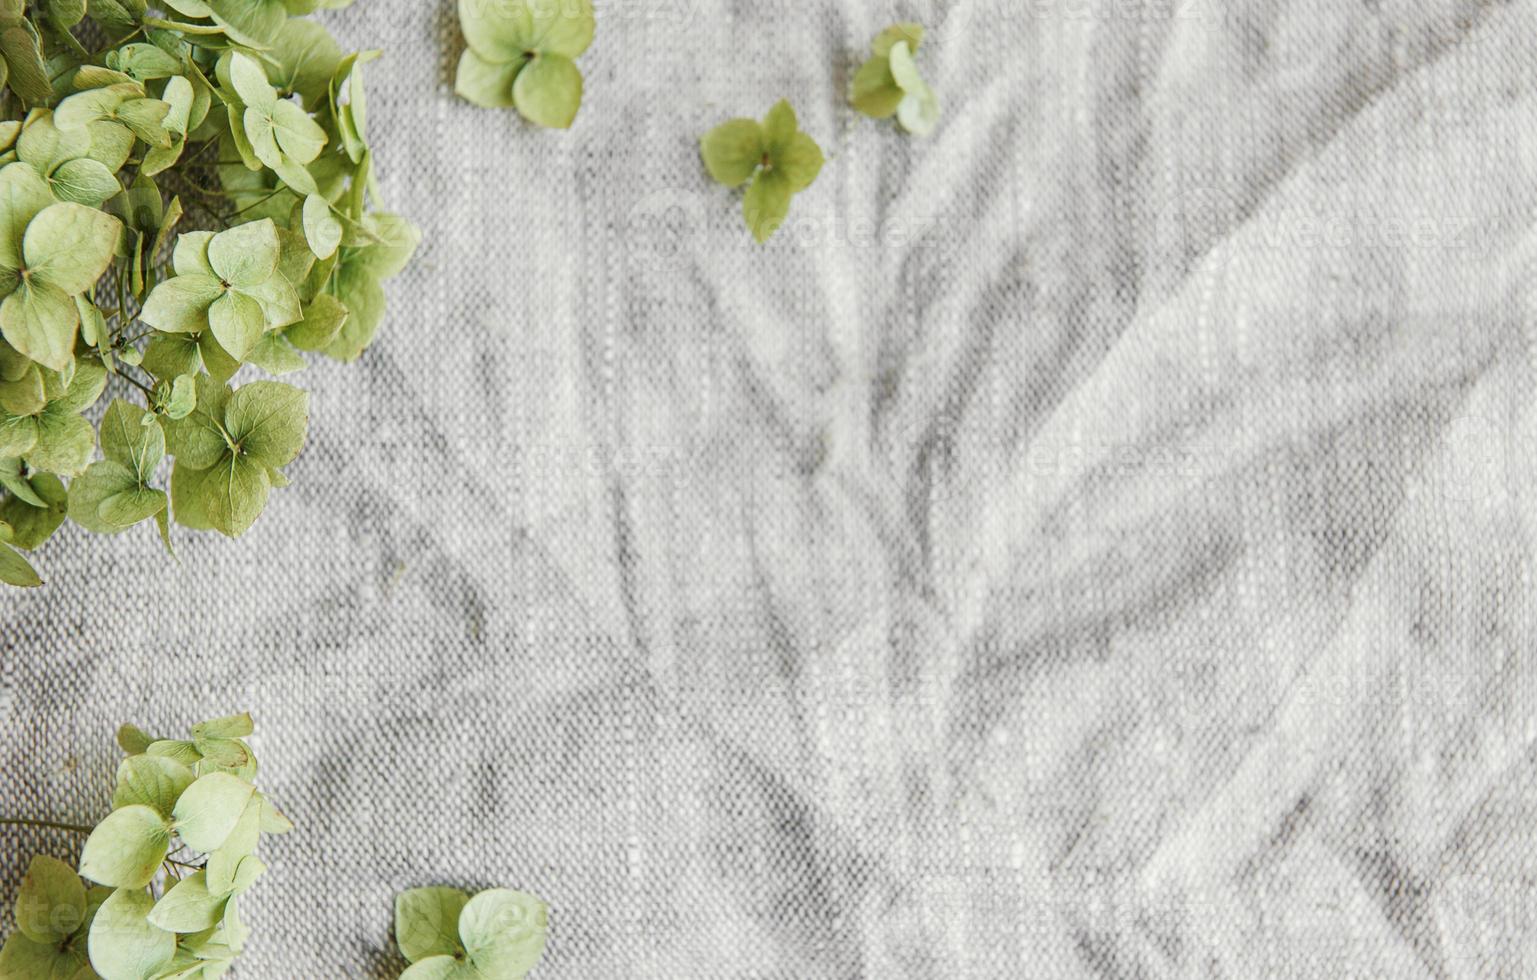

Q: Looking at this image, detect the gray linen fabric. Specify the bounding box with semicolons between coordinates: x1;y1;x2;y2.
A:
5;0;1537;976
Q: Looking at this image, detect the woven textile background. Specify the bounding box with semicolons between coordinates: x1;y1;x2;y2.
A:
4;0;1537;976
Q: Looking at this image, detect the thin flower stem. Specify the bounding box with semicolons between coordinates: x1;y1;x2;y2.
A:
109;363;157;399
229;188;284;218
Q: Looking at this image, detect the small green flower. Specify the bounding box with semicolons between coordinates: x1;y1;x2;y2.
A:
318;211;420;362
0;358;106;479
54;78;176;152
0;516;40;585
14;109;127;206
395;886;548;980
66;398;169;536
165;375;309;538
851;23;940;137
224;51;328;195
138;218;302;363
701;100;825;244
455;0;594;129
0;162;122;372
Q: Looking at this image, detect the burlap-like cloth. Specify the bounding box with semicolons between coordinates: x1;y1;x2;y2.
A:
4;0;1535;976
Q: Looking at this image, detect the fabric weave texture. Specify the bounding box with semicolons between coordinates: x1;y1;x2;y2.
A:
5;0;1537;976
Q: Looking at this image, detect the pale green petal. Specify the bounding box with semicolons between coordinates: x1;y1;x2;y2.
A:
888;40;924;94
270;100;327;164
228;52;276;110
200;452;271;537
173;231;217;277
193;713;254;739
241;276;301;329
285;293;347;351
52;358;107;414
302;193;341;259
743;169;792;244
0;931;88;975
172;772;256;852
531;0;594;57
86;120;135;172
453;48;520;109
148;872;228;933
112;753;196;818
246;332;305;375
99;399;164;477
512;54;582;129
23;202;122;294
258;796;293;834
115;98;173;148
267;17;342;105
164;375;232;470
897;85;940;138
78;804;170;889
774;132;823;193
700;118;763;188
243;105;282;171
271;154;318;196
208;289;265;360
851;57;902;119
146;739;203;769
0;365;43;416
457;0;534;59
48;157;121;207
395;887;469;964
761;99;798;153
0;161;54;270
0;471;66;547
139;274;224;334
459;889;548;977
161;76;195;134
0;538;41;586
68;459;142;534
200;331;242;383
87;888;175;980
209;219;279;287
349;212;420;279
99;485;167;528
206;0;285;47
225;380;307;468
0;280;79;373
170;459;215;531
1;26;55;107
15;854;87;944
29;409;95;476
321;267;383;361
53;84;136;131
204;800;259;895
16;111;91;174
193;737;250;769
873;22;924;57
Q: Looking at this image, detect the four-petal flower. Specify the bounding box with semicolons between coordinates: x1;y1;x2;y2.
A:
851;24;941;137
701;100;825;244
0;163;122;372
139;219;302;362
455;0;595;129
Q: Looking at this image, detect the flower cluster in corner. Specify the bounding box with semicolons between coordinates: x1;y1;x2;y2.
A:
0;712;291;979
0;0;420;587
